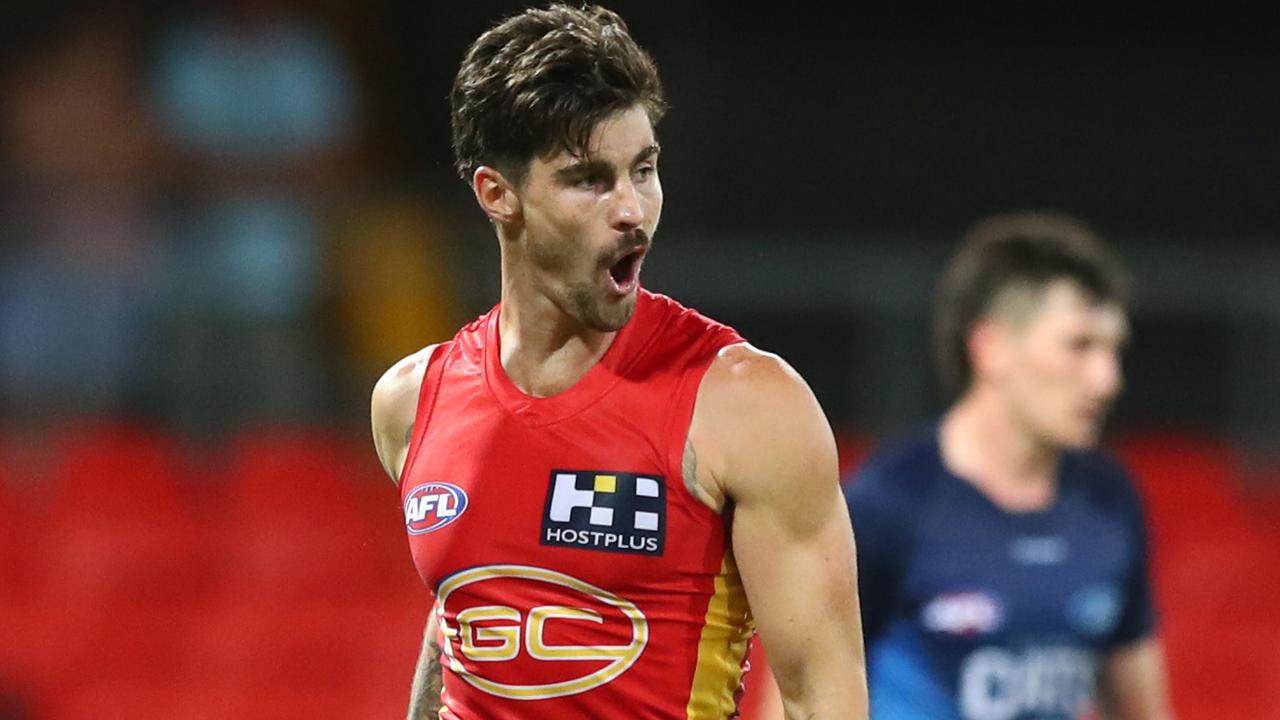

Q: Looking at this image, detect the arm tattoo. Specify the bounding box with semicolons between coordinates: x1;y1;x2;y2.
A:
405;617;444;719
682;438;716;508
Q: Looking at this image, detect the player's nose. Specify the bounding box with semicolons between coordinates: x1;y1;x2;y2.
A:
1092;348;1124;399
609;178;644;231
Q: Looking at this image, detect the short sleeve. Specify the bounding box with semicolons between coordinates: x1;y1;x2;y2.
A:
1107;467;1158;647
843;461;913;647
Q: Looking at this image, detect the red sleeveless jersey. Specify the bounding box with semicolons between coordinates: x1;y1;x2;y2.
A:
399;290;754;719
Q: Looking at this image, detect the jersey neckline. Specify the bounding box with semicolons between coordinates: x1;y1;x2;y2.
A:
929;423;1075;522
482;289;662;426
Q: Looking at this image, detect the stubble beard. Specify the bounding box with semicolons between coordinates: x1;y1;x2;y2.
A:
529;231;644;333
564;283;636;332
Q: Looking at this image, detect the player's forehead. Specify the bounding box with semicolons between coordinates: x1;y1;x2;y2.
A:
536;105;659;173
1024;279;1128;339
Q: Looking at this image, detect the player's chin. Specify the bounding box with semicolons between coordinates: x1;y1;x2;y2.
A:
1057;422;1102;450
583;291;637;332
603;295;638;330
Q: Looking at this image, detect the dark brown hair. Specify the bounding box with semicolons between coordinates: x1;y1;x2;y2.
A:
933;212;1131;395
450;3;666;185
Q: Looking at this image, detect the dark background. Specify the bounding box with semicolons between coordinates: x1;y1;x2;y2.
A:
4;0;1277;437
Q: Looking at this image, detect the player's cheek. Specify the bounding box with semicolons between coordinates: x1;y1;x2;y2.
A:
644;182;663;221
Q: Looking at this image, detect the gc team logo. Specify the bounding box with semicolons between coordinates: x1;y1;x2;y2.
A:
403;482;469;535
436;565;648;700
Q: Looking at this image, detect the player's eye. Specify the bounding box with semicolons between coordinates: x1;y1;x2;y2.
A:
1069;336;1093;353
634;165;656;182
575;173;611;191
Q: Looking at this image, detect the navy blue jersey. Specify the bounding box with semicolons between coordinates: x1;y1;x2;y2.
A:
845;426;1155;720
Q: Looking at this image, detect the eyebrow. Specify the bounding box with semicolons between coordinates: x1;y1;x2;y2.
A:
634;143;661;164
554;144;661;180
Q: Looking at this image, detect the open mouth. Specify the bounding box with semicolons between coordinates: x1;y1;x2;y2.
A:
607;247;646;292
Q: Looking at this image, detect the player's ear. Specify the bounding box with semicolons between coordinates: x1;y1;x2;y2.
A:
473;166;522;224
968;318;1008;382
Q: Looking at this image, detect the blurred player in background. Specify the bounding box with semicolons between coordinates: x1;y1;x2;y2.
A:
845;213;1173;720
370;4;867;718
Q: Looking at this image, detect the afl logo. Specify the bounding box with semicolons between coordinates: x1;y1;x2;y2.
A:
923;591;1004;636
404;482;469;534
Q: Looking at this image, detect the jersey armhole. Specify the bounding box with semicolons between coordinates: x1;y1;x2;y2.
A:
397;341;454;489
661;338;748;513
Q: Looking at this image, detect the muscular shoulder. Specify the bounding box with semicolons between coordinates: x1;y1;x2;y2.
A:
371;344;440;483
691;344;838;504
372;344;438;426
700;344;823;424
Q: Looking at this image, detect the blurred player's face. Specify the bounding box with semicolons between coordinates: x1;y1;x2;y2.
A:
514;105;662;331
989;279;1128;449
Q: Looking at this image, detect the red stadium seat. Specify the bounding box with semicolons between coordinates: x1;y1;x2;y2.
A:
1166;620;1280;720
220;428;413;605
3;593;210;708
0;430;75;609
41;423;218;610
1112;433;1280;719
185;592;427;716
0;596;74;702
48;681;191;720
0;460;56;607
1111;433;1247;533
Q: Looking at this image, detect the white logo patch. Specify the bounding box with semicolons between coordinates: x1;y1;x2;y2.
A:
922;591;1005;636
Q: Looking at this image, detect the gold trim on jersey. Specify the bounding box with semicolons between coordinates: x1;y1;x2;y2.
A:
685;550;755;718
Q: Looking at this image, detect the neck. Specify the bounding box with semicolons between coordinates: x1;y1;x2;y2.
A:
497;247;617;398
940;385;1061;511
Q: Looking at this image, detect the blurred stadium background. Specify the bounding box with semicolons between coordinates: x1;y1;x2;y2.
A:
1;1;1277;718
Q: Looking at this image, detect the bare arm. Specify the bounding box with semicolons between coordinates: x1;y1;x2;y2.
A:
405;606;445;720
372;345;445;718
1100;637;1173;720
371;344;438;483
690;345;869;719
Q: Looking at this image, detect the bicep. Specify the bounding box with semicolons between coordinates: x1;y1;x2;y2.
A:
731;475;864;681
702;351;866;705
729;432;869;716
